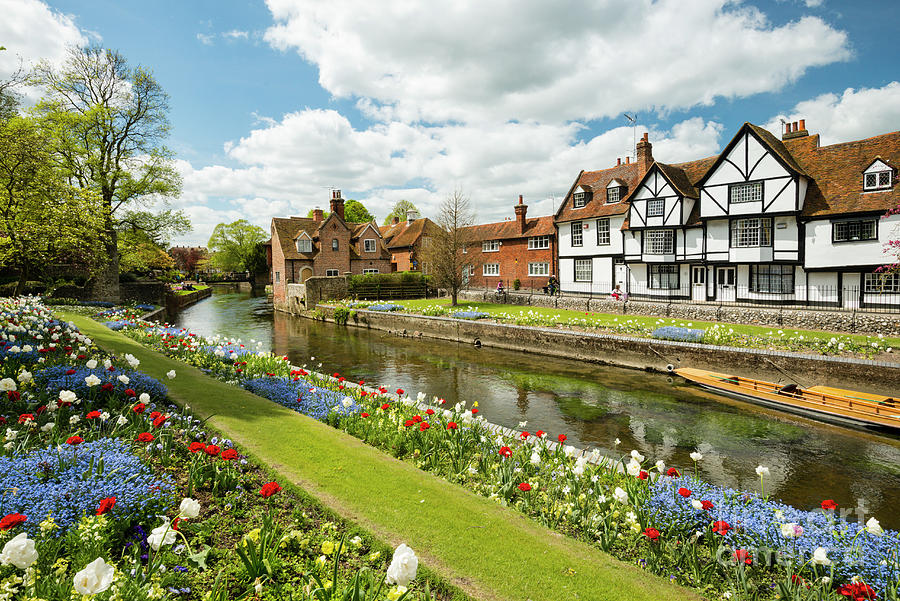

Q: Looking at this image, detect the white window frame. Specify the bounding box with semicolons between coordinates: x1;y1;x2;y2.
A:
649;264;679;289
865;272;900;293
528;235;550;250
643;230;674;255
363;239;377;252
275;271;281;282
646;199;665;218
362;268;379;274
864;170;892;191
483;263;500;276
730;218;772;248
296;238;312;253
729;181;763;204
573;191;587;208
596;218;610;246
574;258;592;282
571;221;583;247
528;262;549;277
482;240;500;252
607;186;621;204
325;269;339;277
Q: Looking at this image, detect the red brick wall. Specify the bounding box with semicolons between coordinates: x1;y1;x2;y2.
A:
351;258;393;274
462;237;556;291
271;224;287;302
313;219;352;275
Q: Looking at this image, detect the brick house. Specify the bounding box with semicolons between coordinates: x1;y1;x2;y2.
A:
270;190;392;303
460;195;557;290
379;211;444;273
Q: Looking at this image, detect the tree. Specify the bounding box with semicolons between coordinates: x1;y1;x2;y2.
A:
382;200;420;225
33;46;183;301
207;220;268;272
169;246;207;274
425;189;474;306
118;230;175;274
344;199;375;223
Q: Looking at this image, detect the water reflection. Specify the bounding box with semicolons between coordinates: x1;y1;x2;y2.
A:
176;288;900;528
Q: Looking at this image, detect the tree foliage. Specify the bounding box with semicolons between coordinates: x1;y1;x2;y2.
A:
169;246;207;274
382;200;420;225
207;220;268;272
425;189;474;306
117;230;175;273
344;199;375;223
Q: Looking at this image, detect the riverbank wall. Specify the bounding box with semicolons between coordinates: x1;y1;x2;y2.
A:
303;304;900;396
165;286;212;316
458;290;900;337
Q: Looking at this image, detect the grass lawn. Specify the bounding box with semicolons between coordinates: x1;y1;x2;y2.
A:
174;284;210;295
61;311;700;601
385;298;900;348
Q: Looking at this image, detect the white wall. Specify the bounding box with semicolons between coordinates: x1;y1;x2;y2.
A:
557;215;626;258
804;214;899;269
706;219;729;259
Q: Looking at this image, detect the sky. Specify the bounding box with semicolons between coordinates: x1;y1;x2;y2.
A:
1;0;899;246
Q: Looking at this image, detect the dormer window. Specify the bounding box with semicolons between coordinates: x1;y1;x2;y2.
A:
607;187;621;203
363;239;376;252
573;191;587;208
296;238;312;253
864;170;892;190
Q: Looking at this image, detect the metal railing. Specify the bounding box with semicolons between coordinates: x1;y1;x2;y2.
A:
349;282;432;300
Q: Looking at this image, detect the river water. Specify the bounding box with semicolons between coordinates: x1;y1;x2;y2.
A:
176;288;900;528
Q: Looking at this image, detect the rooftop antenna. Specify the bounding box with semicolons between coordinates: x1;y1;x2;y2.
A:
623;113;637;161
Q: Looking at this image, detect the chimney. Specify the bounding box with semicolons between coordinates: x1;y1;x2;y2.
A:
329;189;345;220
625;156;630;164
391;216;399;225
313;208;324;222
636;132;653;172
406;209;419;222
514;194;527;234
617;158;621;166
782;118;810;141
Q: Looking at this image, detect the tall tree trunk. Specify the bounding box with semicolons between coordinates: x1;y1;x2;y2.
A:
13;267;28;296
88;226;121;302
451;290;458;306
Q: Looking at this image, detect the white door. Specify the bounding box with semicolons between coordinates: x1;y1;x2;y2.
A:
842;273;860;309
716;267;736;302
691;266;706;301
615;264;629;294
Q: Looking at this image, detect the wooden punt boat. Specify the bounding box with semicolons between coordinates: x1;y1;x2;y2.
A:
675;367;900;433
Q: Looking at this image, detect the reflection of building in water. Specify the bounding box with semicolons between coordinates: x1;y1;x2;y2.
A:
516;387;529;415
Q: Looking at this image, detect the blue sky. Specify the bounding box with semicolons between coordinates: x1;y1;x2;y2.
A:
1;0;899;245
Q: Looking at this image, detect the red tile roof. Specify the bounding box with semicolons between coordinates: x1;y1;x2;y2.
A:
379;217;443;249
272;216;390;260
461;215;555;243
555;162;643;223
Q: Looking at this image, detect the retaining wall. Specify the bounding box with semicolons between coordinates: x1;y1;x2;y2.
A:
309;305;900;397
166;287;212;314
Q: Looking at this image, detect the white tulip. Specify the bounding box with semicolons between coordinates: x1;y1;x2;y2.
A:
812;547;831;566
0;532;38;569
59;390;77;404
179;498;201;519
690;452;703;462
866;517;884;536
755;465;770;477
73;557;115;594
655;460;666;473
626;459;641;477
17;371;32;384
86;359;98;369
147;519;177;550
166;370;176;379
386;543;418;587
117;374;130;385
691;499;704;511
139;392;150;403
530;451;541;466
630;450;645;463
84;374;101;387
0;378;17;392
613;487;628;504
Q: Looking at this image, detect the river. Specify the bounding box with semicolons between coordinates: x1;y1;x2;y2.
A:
176;287;900;528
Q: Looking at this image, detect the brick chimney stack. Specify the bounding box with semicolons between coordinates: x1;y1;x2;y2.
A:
391;216;399;225
783;119;809;140
329;189;345;220
313;208;324;222
636;132;653;173
514;194;527;234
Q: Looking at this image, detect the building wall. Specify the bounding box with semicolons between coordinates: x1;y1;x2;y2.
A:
464;236;555;289
314;218;353;275
271;226;287;302
350;258;393;274
804;214;898;269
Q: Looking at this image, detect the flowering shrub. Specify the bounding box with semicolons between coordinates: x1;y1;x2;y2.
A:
652;326;705;342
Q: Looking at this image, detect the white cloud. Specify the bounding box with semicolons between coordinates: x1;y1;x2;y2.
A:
0;0;89;100
765;82;900;146
196;32;215;46
222;30;249;40
263;0;850;125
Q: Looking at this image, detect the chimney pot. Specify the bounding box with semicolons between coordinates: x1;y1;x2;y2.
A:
799;119;806;130
313;208;324;222
518;194;523;205
642;132;648;142
626;156;630;164
617;158;621;166
391;216;399;225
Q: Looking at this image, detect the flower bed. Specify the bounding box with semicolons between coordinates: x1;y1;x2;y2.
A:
652;326;705;342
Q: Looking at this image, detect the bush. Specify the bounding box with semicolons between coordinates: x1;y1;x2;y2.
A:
651;326;705;342
513;279;521;290
333;306;350;325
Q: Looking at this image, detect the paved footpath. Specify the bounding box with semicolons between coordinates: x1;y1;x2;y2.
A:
63;312;700;601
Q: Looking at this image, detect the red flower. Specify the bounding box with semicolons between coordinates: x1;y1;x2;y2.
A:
837;582;877;600
136;432;155;442
132;403;146;414
65;369;76;375
7;391;19;402
380;403;390;410
221;448;238;461
124;388;136;397
447;421;458;430
732;549;753;565
101;383;114;391
333;372;340;378
66;435;84;446
666;467;680;477
678;488;692;497
396;388;404;395
821;499;838;511
558;434;567;442
172;517;182;530
518;482;532;492
520;431;530;440
643;527;660;541
701;500;714;511
260;481;282;498
360;412;370;418
86;410;101;419
638;470;649;480
18;413;34;424
0;513;27;531
499;446;512;458
536;430;545;438
152;415;167;428
412;415;423;423
403;420;415;427
425;408;435;415
471;408;479;414
188;442;205;453
379;387;387;394
419;422;430;431
149;411;161;420
96;497;116;515
358;380;365;386
712;520;732;536
205;444;220;456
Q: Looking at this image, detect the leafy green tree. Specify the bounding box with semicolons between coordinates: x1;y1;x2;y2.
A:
207;220;268;272
382;200;420;225
33;46;183;301
244;242;269;276
344;199;375;223
118;230;175;274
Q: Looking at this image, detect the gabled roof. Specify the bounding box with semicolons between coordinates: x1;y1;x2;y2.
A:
655;162;700;198
785;130;900;217
697;123;808;188
461;215;555;243
555;163;643;223
378;217;442;249
271;217;320;260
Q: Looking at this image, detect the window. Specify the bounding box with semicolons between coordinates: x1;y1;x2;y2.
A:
864;170;892;191
275;271;281;283
573;191;587;208
730;218;772;248
865;272;900;293
468;265;475;276
729;181;763;204
483;263;499;276
363;239;376;252
332;238;339;251
528;235;550;250
750;265;794;293
363;268;379;274
296;238;312;253
571;221;583;246
529;262;549;277
833;219;877;242
325;269;339;277
649;264;679;289
482;240;500;252
643;230;674;255
647;199;665;218
607;186;621;203
574;259;592;282
596;218;610;245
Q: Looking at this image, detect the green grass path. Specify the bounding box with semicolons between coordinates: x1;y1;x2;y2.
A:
62;311;699;601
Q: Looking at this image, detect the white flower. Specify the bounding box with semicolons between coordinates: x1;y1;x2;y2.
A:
179;498;201;519
0;378;17;392
0;532;38;569
386;543;418;587
690;451;703;462
5;428;17;440
139;392;150;403
103;359;112;369
866;517;884;536
99;411;110;421
117;374;130;385
626;459;641;477
116;415;128;426
147;519;177;550
614;438;621;446
73;557;115;594
755;465;770;477
630;450;645;463
530;451;541;466
69;415;80;425
655;460;666;473
812;547;831;566
563;445;576;457
17;371;32;384
781;523;803;538
691;499;704;511
86;359;98;369
342;397;353;409
41;422;55;432
84;374;101;387
125;354;140;368
613;487;628;504
59;390;77;404
166;370;176;379
573;456;588;477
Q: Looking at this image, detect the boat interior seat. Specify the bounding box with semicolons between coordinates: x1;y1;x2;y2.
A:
777;383;801;396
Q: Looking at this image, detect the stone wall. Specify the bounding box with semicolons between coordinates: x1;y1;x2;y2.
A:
458;290;900;336
275;276;349;313
311;305;900;397
165;287;212;315
121;282;167;306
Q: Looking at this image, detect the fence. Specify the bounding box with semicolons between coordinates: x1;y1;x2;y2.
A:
349;281;432;300
467;280;900;314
